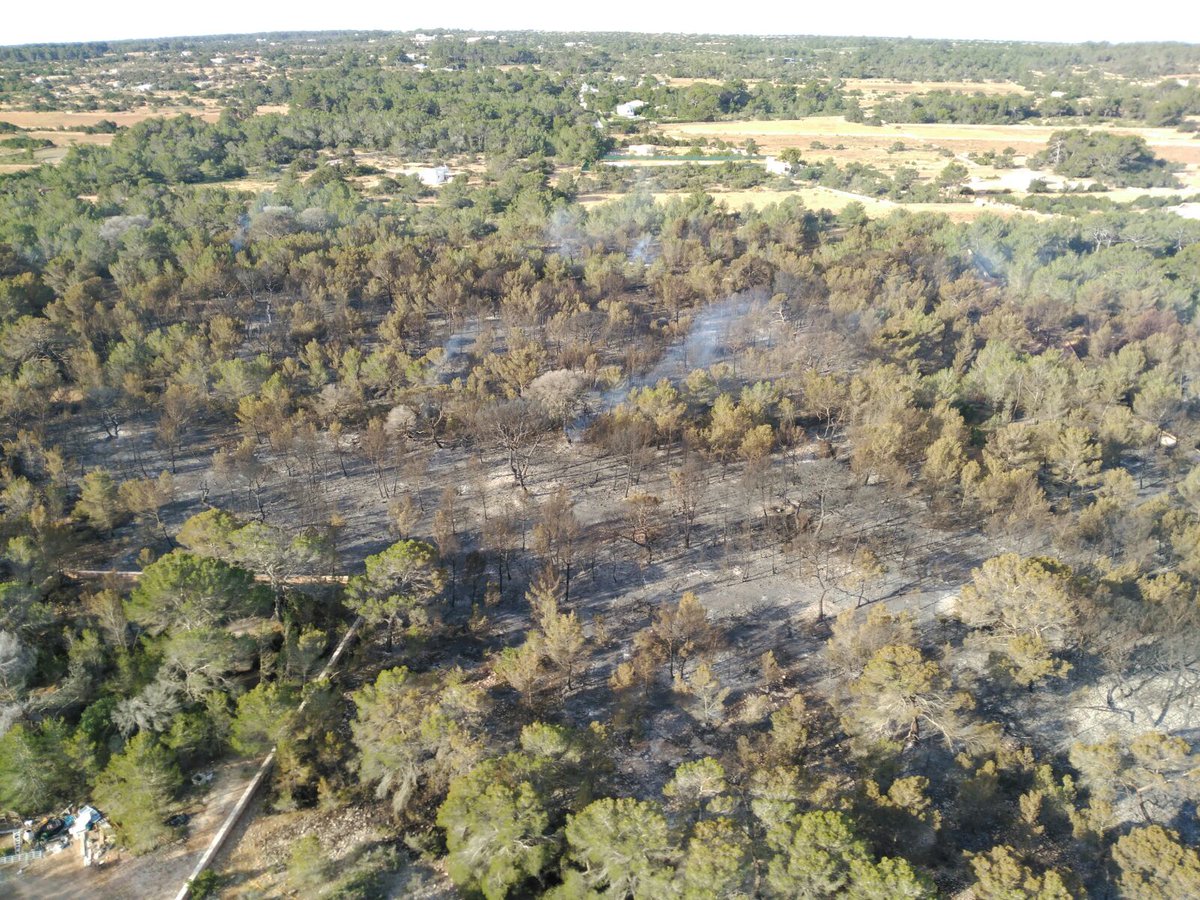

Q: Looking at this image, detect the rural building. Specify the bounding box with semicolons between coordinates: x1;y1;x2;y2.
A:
615;100;646;119
764;156;792;175
418;166;452;186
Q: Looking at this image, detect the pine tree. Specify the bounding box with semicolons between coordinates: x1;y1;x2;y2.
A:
1047;425;1102;496
675;816;751;899
0;719;87;816
1112;826;1200;900
640;591;718;679
968;846;1074;900
957;554;1079;687
93;732;182;854
437;762;553;900
73;468;121;534
541;608;588;692
842;644;978;752
494;635;548;708
678;661;730;726
559;798;674;897
344;539;445;650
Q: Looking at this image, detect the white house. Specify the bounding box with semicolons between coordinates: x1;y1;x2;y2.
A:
614;100;646;119
764;156;792;175
418;166;451;186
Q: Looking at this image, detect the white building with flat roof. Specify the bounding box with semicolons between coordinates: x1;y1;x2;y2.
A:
418;166;451;186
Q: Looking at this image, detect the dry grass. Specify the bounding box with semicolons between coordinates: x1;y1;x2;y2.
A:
654;76;725;87
0;106;223;128
604;158;744;167
654;77;1024;96
21;129;115;145
843;78;1032;98
653;75;765;87
210;176;280;193
0;103;289;139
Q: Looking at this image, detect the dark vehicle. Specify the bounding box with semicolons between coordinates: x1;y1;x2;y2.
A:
33;817;66;842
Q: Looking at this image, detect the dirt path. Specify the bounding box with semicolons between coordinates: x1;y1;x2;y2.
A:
5;759;260;900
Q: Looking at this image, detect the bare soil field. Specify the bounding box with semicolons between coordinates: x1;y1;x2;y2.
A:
5;759;260;900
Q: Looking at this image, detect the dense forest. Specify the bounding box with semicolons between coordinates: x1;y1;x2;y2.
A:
5;31;1200;129
1;27;1200;900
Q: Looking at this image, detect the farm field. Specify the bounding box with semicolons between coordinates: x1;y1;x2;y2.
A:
661;115;1200;164
0;106;224;129
649;115;1200;209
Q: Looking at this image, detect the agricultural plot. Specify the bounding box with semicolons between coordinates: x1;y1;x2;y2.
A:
0;107;224;129
661;116;1200;164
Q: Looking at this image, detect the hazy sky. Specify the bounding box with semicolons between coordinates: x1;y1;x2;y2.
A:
4;0;1199;46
